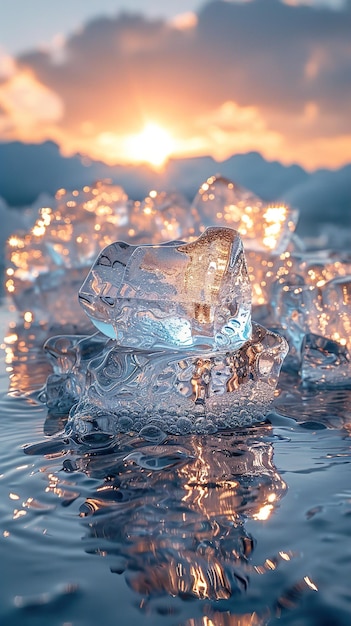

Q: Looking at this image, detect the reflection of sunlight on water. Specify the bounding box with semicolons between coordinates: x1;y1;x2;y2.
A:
23;422;322;623
2;322;52;395
0;316;342;625
184;612;269;626
26;426;288;614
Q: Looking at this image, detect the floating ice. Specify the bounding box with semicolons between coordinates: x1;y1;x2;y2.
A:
79;227;252;351
270;264;351;384
66;321;288;435
37;226;288;435
301;333;351;388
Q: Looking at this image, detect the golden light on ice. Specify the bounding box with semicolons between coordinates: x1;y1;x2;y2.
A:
124;122;175;168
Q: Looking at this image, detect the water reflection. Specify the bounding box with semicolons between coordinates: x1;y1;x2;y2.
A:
275;370;351;431
22;418;291;623
62;428;287;618
5;320;330;624
183;612;270;626
2;321;52;396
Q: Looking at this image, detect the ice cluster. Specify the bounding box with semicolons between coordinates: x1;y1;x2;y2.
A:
5;182;197;328
6;176;351;405
6;177;296;327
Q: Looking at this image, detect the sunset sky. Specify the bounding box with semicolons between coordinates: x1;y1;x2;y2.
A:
0;0;350;170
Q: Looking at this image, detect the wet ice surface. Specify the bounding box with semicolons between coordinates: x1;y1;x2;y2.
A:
78;227;252;351
34;226;286;435
1;304;351;626
44;322;287;436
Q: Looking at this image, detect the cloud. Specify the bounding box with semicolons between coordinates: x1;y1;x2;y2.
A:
0;0;350;168
0;70;63;139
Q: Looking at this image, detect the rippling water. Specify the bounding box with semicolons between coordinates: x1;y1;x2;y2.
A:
1;302;351;626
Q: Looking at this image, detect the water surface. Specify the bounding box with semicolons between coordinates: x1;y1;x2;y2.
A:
0;303;350;626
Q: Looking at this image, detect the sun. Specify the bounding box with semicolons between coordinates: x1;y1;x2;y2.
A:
124;122;175;168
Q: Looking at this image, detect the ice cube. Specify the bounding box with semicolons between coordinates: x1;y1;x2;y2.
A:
79;227;252;351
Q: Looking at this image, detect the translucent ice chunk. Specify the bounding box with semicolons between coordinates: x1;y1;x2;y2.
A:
301;334;351;388
41;332;111;414
66;323;288;435
316;276;351;353
79;227;252;351
6;182;130;326
270;269;351;382
128;190;199;244
271;277;318;363
192;175;298;253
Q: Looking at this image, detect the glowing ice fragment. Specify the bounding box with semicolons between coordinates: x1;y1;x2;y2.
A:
79;227;252;351
192;175;298;253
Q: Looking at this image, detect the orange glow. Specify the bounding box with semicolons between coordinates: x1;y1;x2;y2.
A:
170;12;198;30
0;70;63;138
253;503;274;521
124;122;175;168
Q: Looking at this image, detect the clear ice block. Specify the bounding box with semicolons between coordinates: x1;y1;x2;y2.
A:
301;333;351;388
270;268;351;382
36;226;288;434
79;227;252;351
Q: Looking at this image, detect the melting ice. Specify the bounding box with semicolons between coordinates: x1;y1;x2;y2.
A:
39;226;288;435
